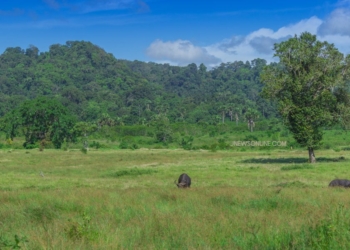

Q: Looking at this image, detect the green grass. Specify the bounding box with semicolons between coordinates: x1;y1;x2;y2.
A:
1;148;350;249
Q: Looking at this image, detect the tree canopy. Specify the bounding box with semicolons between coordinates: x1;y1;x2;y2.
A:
1;96;76;149
0;41;276;126
261;32;350;163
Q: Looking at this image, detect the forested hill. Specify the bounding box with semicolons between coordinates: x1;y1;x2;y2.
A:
0;41;277;125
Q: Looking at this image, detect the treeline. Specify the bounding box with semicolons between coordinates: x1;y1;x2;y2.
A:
0;41;277;125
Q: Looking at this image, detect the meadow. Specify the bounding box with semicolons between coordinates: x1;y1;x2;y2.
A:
1;145;350;249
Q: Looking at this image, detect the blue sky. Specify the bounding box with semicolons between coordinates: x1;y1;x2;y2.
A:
1;0;349;67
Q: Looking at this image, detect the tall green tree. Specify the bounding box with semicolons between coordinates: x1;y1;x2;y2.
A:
261;32;350;163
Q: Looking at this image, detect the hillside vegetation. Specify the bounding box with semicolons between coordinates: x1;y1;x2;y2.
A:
0;41;276;124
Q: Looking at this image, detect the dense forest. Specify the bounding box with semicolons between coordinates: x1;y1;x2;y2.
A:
0;41;277;125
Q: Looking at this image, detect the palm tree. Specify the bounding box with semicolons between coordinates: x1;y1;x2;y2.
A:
245;108;259;132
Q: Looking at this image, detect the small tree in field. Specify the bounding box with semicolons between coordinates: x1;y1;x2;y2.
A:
72;122;98;151
261;32;350;163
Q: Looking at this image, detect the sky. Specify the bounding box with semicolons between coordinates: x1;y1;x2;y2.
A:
1;0;350;67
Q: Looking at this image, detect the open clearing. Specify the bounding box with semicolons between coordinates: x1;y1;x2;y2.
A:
1;149;350;249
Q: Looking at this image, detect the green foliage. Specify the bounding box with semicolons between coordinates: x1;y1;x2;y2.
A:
65;212;99;241
0;109;22;141
119;139;129;149
0;234;28;249
130;143;139;150
2;96;76;149
72;122;97;149
217;138;231;150
180;136;194;150
89;141;101;149
0;41;277;128
153;115;173;144
261;32;350;162
243;134;259;141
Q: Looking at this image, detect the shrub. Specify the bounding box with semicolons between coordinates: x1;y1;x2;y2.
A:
23;142;38;149
119;140;129;149
243;134;259;141
180;136;194;150
333;147;341;152
90;141;101;149
65;212;99;241
0;234;28;249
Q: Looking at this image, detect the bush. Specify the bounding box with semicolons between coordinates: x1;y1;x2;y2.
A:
209;129;218;137
333;147;341;152
90;141;101;149
217;138;231;150
209;143;218;152
180;136;194;150
119;140;129;149
243;134;259;141
23;142;38;149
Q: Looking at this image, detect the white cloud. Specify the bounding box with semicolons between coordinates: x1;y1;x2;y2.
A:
146;39;221;66
146;7;350;67
318;8;350;36
319;34;350;55
203;16;323;64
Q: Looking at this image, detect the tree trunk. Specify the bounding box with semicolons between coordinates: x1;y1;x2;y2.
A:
83;132;89;151
222;111;225;124
229;111;233;121
308;147;316;163
248;119;254;132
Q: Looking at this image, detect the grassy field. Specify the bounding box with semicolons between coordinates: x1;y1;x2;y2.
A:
1;148;350;249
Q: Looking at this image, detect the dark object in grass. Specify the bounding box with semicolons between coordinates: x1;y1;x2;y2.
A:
329;179;350;188
175;173;191;188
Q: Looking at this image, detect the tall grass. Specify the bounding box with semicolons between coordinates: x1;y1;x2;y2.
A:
1;149;350;248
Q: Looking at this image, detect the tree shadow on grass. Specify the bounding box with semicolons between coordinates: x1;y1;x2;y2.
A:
240;156;347;164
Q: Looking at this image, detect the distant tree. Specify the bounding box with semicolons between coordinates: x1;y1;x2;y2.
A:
152;114;173;144
261;32;350;163
0;109;21;141
245;108;259;132
97;113;115;128
72;122;97;150
234;107;242;126
4;97;76;149
219;105;228;124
